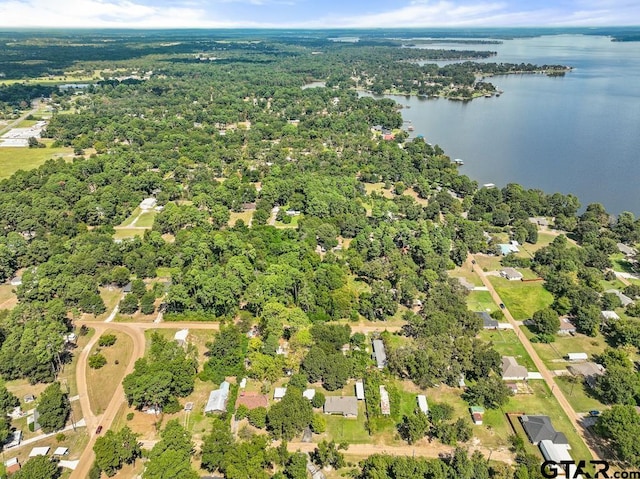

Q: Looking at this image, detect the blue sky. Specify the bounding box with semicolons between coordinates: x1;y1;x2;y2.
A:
0;0;638;28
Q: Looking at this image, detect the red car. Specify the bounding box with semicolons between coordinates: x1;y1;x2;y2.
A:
95;426;103;434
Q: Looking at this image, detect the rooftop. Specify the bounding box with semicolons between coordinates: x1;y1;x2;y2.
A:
520;415;568;445
372;339;387;369
236;392;269;410
205;381;230;413
502;356;528;380
324;396;358;417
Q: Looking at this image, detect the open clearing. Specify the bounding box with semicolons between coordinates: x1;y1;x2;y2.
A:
489;276;554;320
0;145;74;179
86;330;134;415
479;328;538;371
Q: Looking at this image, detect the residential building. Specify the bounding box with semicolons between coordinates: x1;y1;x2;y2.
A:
372;339;387;369
303;389;316;400
273;387;287;401
417;395;428;414
566;352;588;362
558;317;576;335
173;329;189;346
605;289;634;307
501;268;523;281
501;356;528;381
568;362;605;388
601;310;620;322
519;415;568;445
236;392;269;410
205;381;230;413
617;243;637;257
323;396;358;417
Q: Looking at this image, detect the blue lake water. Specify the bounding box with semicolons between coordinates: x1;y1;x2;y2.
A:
365;35;640;215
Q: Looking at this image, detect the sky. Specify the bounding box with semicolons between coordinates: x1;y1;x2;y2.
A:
0;0;638;29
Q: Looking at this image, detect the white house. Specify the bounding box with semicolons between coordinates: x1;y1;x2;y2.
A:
303;389;316;400
139;198;157;210
29;446;50;457
273;387;287;400
173;329;189;346
601;310;620;322
501;268;523;281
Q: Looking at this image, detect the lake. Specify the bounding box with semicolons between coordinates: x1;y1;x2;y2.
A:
363;34;640;215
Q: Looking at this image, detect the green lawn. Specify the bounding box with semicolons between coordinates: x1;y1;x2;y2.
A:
228;210;254;227
136;211;157;228
479;329;538;371
113;228;145;240
467;290;498;313
516;232;557;258
324;402;370;443
474;254;503;272
529;332;607;368
610;253;638;274
118;207;141;227
489;276;554;320
450;263;484;287
554;375;605;413
0;145;73;179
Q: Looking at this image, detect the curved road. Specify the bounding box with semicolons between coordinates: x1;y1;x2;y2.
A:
468;254;601;460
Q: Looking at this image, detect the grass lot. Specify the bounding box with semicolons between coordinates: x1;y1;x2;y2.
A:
402;187;428;206
529;331;608;368
86;330;134;415
363;182;395;199
275;214;301;229
0;145;74;179
467;290;498;314
489;277;554;321
113;228;145;240
516;232;557;258
228;210;254;227
136;211;157;228
479;329;538;371
450;263;484;287
611;253;638;274
0;284;17;308
554;375;604;413
324;402;370;443
144;328;217;363
474;254;503;272
118;207;141;227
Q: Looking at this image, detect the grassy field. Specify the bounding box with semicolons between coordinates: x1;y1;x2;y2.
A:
479;328;538;371
516;232;557;258
228;210;254;227
0;145;74;179
450;262;484;287
610;253;638;274
529;331;608;368
489;277;554;321
0;284;17;308
118;207;141;227
467;290;498;314
324;401;370;443
113;228;146;240
363;182;395;199
474;254;503;272
554;375;605;413
136;211;157;228
86;330;134;415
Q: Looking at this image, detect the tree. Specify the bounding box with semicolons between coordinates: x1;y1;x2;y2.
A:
284;452;308;479
201;418;234;473
119;293;139;314
248;407;267;429
311;440;346;469
144;421;198;479
462;376;513;409
140;291;156;315
37;382;70;433
89;353;107;369
595;365;640;405
596;404;640;467
13;455;60;479
531;308;559;341
398;409;430;444
0;381;19;414
311;391;325;408
267;388;313;440
94;427;141;477
99;334;117;347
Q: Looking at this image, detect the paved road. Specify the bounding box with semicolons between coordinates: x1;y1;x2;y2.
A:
468;254;601;460
0;102;40;136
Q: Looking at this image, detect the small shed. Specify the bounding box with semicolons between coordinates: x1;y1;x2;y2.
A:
566;352;588;362
417;395;428;414
273;387;287;401
558;317;576;335
173;329;189;345
470;406;485;425
29;446;50;457
53;447;69;456
380;386;391;416
239;378;247;389
303;389;316;400
601;310;620;322
355;381;365;400
9;276;22;286
184;402;194;412
24;394;35;403
3;458;20;474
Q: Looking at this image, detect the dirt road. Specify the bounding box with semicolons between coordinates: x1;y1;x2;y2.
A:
70;323;146;479
287;441;514;464
468;254;601;460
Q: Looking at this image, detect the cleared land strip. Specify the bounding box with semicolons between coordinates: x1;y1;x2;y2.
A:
467;253;602;460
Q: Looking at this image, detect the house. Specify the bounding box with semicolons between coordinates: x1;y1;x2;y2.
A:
236;392;269;410
601;310;620;322
323;396;358;417
470;406;485;425
205;381;230;413
372;339;387;369
139;198;157;210
605;289;634;307
519;415;568;445
501;268;523;281
285;210;301;216
122;282;133;293
417;395;429;414
53;447;69;456
566;352;588;362
568;362;605;388
303;389;316;400
273;387;287;401
539;440;575;478
499;243;520;255
617;243;637;257
380;386;391;416
173;329;189;346
355;381;365;400
558;317;576;335
502;356;528;381
29;446;50;457
476;311;498;329
4;458;20;474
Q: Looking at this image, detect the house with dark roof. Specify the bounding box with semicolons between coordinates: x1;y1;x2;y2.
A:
519;415;568;445
476;311;498;329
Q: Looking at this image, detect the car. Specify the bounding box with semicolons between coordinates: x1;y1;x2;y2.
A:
499;303;505;309
471;260;476;265
96;425;103;434
589;410;601;417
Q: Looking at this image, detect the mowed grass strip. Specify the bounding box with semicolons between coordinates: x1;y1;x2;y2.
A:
479;328;538;371
489;276;554;320
0;146;73;179
87;330;133;415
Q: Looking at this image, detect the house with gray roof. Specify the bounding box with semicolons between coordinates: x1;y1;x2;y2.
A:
323;396;358;417
502;356;528;381
205;381;230;413
519;415;568;445
617;243;637;257
605;289;634;307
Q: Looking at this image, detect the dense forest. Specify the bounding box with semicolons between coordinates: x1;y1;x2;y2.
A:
1;30;640;478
